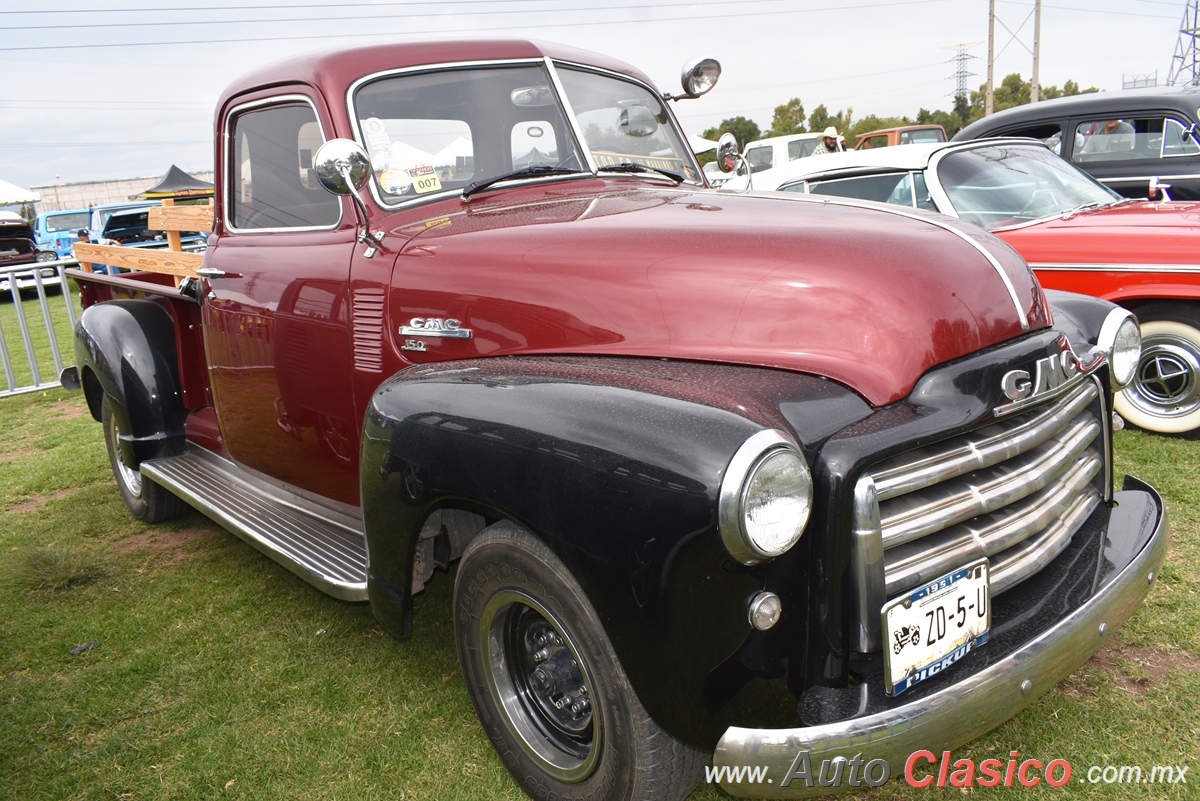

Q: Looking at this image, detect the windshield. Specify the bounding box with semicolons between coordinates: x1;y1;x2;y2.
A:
353;62;699;205
935;144;1122;230
45;212;89;233
556;66;699;183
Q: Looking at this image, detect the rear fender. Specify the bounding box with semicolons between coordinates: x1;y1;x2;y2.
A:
73;299;187;465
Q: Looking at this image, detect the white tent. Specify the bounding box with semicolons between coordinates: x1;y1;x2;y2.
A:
687;134;718;154
0;179;40;205
433;137;473;165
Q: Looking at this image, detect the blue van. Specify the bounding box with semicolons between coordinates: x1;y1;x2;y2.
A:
33;208;90;261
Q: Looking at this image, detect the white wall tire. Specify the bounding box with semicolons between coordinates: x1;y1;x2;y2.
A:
1115;313;1200;435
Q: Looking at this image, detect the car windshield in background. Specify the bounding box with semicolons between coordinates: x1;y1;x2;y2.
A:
936;144;1122;230
45;212;90;232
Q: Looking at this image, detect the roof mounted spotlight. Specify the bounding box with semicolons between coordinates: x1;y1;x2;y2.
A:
664;56;721;101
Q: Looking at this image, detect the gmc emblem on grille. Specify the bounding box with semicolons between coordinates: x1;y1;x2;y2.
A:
1001;351;1079;402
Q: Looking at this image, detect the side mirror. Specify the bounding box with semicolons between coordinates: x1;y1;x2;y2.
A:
313;138;383;258
1148;176;1172;201
715;133;740;174
314;138;371;196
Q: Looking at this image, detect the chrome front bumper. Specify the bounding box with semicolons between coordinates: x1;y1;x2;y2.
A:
712;477;1168;798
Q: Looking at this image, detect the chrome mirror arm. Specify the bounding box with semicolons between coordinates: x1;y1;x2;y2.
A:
336;160;384;258
314;138;384;259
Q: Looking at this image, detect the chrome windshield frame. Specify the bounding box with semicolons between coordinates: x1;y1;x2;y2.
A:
345;56;703;212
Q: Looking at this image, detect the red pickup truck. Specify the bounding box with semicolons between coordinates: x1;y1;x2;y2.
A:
62;40;1165;800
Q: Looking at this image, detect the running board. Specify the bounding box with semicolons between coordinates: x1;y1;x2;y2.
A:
140;447;369;601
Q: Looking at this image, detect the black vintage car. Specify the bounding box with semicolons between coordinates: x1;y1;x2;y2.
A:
954;86;1200;200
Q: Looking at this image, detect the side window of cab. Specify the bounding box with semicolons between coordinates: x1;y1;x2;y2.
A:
229;100;341;230
1070;117;1197;163
989;122;1063;154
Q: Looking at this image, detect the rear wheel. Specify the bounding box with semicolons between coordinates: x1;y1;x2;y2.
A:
1115;305;1200;435
454;521;705;801
102;396;187;522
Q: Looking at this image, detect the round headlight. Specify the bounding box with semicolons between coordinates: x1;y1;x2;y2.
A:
1110;316;1141;388
743;450;812;556
719;431;813;564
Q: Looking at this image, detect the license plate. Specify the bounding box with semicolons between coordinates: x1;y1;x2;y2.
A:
882;559;990;696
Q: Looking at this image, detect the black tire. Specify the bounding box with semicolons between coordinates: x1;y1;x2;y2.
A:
1114;303;1200;435
454;521;705;801
102;396;188;522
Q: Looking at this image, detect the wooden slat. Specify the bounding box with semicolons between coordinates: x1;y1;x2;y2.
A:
72;243;203;278
148;204;214;233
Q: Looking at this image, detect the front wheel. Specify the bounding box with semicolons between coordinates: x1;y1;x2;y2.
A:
102;396;188;522
454;522;704;801
1114;305;1200;435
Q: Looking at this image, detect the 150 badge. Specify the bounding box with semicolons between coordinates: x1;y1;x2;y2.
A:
400;317;473;351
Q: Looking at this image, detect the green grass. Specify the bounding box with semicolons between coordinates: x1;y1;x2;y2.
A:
1;389;1196;800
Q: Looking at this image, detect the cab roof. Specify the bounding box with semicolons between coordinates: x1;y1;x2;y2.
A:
218;38;659;109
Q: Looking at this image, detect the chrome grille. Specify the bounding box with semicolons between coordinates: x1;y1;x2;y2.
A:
850;377;1106;652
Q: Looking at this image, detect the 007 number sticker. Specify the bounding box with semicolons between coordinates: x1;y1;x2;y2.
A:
882;559;990;696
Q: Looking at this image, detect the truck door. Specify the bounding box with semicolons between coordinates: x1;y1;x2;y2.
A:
201;94;362;507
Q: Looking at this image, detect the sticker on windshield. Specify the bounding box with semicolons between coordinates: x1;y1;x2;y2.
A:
408;164;443;194
379;168;413;195
363;117;392;152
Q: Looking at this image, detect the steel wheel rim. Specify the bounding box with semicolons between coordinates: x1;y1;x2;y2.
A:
1124;335;1200;419
480;589;600;783
108;410;142;495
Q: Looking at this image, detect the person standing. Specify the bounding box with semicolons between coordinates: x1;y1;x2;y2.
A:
813;126;844;155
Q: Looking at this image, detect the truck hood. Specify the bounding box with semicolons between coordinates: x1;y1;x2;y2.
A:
389;182;1049;406
997;200;1200;266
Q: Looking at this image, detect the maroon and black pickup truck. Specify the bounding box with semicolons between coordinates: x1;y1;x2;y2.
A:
62;40;1166;799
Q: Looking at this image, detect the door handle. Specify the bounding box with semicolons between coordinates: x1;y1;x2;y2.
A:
195;266;226;278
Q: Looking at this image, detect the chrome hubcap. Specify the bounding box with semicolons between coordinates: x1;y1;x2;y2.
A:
1124;336;1200;419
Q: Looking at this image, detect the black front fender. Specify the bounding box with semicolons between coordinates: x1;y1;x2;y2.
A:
360;355;874;748
73;299;187;465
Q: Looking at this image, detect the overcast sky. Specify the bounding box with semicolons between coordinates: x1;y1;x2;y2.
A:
0;0;1188;192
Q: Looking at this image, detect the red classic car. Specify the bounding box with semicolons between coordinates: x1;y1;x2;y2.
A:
724;138;1200;435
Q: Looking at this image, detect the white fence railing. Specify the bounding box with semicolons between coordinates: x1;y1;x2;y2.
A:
0;258;79;398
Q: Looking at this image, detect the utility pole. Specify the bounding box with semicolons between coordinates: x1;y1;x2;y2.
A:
1031;0;1042;102
986;0;995;115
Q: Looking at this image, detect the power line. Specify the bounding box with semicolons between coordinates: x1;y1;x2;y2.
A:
996;1;1174;19
0;0;953;52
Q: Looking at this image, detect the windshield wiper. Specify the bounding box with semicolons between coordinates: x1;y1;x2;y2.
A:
597;162;683;183
462;165;582;199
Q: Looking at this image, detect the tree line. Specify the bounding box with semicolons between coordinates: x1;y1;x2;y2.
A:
700;73;1098;155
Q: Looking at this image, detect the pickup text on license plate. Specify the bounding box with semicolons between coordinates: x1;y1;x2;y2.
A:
882;559;990;696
